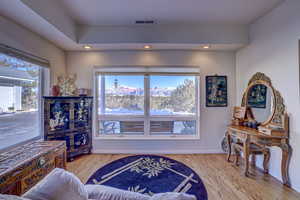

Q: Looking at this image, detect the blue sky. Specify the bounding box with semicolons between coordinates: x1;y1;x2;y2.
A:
105;75;195;89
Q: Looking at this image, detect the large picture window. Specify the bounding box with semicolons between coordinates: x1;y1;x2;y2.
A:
0;52;48;150
96;68;200;139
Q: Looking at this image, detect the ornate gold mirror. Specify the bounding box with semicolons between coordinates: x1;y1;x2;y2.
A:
242;72;286;129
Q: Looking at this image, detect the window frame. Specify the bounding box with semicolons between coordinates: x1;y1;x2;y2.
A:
93;66;200;140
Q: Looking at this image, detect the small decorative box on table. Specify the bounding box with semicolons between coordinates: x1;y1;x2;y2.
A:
0;140;66;195
43;96;93;161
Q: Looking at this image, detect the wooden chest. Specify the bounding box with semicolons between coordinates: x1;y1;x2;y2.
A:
0;140;66;195
43;96;93;161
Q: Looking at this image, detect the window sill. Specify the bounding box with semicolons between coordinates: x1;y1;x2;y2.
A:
93;135;200;140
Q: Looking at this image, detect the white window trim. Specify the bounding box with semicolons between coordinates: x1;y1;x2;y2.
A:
92;66;201;140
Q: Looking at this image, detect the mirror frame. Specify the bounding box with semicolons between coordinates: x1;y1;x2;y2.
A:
241;72;286;128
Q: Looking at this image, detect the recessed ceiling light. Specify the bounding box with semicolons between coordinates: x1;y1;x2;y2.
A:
202;45;210;49
83;45;92;50
144;45;152;49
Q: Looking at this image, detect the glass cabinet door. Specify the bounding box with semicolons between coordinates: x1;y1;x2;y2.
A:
74;98;92;129
48;101;71;131
73;130;90;149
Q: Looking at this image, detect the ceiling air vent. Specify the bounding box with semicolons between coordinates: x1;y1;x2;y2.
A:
135;20;156;24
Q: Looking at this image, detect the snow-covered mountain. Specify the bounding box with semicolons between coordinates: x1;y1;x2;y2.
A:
106;85;175;96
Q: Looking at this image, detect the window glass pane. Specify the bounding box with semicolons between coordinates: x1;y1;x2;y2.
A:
102;75;144;115
0;53;41;150
150;75;196;115
99;120;144;135
150;120;196;135
99;120;120;134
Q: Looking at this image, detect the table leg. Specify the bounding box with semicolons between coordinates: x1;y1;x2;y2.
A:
281;141;292;187
251;155;256;167
226;131;232;162
263;150;270;174
243;135;250;177
234;148;240;166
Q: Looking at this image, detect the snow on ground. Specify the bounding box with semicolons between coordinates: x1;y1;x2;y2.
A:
103;108;194;115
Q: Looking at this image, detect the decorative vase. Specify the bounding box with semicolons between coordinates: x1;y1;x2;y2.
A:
52;85;60;96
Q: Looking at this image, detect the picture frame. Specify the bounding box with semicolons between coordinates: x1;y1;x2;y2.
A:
206;75;228;107
247;84;267;108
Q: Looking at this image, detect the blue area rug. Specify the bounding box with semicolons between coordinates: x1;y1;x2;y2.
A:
86;155;208;200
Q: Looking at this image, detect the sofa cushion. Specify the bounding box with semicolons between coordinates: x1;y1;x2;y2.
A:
22;168;88;200
0;194;30;200
150;193;196;200
85;185;150;200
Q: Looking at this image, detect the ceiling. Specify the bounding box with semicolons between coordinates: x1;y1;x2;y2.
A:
60;0;283;26
0;0;283;51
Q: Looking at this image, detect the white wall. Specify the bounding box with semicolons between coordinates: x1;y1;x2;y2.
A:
67;50;236;154
78;24;248;46
236;0;300;191
0;15;66;85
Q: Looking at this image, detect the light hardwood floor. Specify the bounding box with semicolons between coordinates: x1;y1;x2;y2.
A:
67;154;300;200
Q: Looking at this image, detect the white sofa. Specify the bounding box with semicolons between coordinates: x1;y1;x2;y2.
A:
0;168;196;200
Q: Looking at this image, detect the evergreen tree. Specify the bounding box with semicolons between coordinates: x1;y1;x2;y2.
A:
168;79;195;113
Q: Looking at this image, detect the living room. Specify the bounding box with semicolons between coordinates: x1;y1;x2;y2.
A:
0;0;300;199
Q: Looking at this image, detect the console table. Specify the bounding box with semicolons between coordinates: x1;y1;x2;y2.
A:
226;125;291;186
0;140;66;195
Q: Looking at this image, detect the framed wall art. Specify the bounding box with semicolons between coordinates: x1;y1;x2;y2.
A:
206;75;228;107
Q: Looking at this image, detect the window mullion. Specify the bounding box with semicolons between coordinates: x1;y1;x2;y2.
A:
38;68;43;139
196;76;200;137
100;75;105;114
144;75;150;136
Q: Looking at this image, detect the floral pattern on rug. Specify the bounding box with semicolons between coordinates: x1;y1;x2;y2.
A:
130;157;174;178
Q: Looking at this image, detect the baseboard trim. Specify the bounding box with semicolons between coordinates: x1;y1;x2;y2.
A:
92;149;225;154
